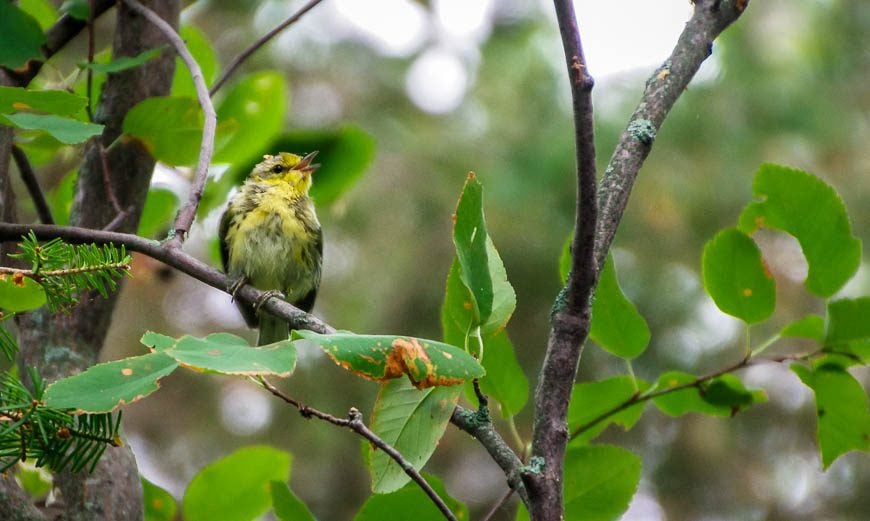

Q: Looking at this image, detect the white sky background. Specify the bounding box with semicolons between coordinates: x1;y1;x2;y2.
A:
325;0;694;113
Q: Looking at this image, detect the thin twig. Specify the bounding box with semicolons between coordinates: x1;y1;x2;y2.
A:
86;0;96;121
10;146;54;225
121;0;216;246
526;1;597;517
0;263;131;279
257;377;459;521
98;145;123;215
209;0;326;96
102;205;133;232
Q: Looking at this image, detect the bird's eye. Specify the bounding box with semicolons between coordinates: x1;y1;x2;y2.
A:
271;164;285;173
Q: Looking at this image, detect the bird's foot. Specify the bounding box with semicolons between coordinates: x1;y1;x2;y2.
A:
255;290;284;314
228;276;248;302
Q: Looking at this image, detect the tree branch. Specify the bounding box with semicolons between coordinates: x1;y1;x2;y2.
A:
121;0;216;246
209;0;326;96
594;0;749;270
257;377;459;521
10;146;53;225
526;1;597;517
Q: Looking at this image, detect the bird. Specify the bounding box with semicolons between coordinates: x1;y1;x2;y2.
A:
219;151;323;346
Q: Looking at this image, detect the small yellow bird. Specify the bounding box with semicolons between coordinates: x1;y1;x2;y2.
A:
219;152;323;346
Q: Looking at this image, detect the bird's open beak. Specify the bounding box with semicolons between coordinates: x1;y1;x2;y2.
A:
297;151;320;174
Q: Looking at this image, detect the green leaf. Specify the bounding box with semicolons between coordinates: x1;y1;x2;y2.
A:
122;96;203;166
0;113;103;144
568;377;649;444
738;164;861;297
15;463;52;500
79;47;165;74
271;481;315;521
826;297;870;346
652;371;731;417
476;330;528;417
163;333;297;377
143;477;177;521
214;71;287;164
590;255;650;359
293;331;484;388
18;0;59;31
564;445;642;521
702;228;775;323
140;331;176;351
59;0;89;20
781;314;825;341
443;258;525;416
354;473;467;521
453;173;493;325
559;233;571;283
792;362;870;468
700;373;765;409
0;3;46;69
43;352;179;413
171;26;218;98
138;188;179;238
368;379;460;493
0;87;88;116
183;446;291;521
0;273;46;312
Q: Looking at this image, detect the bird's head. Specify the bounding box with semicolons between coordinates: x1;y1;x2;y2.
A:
250;151;319;194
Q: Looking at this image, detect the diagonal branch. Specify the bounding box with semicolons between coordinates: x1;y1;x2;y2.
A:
594;0;749;270
121;0;216;246
257;377;459;521
10;146;53;225
525;1;598;518
209;0;326;96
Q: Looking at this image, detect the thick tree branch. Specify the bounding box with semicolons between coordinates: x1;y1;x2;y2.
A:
210;0;326;96
258;377;459;521
121;0;216;245
526;1;597;518
594;0;749;269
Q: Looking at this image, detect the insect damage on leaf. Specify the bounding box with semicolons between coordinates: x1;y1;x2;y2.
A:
386;338;465;389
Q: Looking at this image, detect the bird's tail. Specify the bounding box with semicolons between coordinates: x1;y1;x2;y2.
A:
257;312;289;346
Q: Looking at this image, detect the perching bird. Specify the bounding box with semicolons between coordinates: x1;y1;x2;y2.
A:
219;151;323;346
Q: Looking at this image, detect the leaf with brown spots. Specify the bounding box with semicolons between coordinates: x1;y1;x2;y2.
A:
292;331;484;388
0;272;46;312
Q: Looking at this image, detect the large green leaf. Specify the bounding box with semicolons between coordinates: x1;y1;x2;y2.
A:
453;173;493;325
368;379;460;493
738;164;861;297
702;228;775;323
122;96;203;166
18;0;59;31
792;360;870;468
143;477;177;521
590;256;650;359
563;445;642;521
214;71;287;164
568;376;649;444
354;473;467;521
0;87;88;116
0;113;103;144
781;314;825;341
0;3;46;69
825;297;870;346
171;26;218;98
43;352;179;413
142;332;297;377
271;481;316;521
183;446;291;521
0;273;46;312
293;331;483;388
